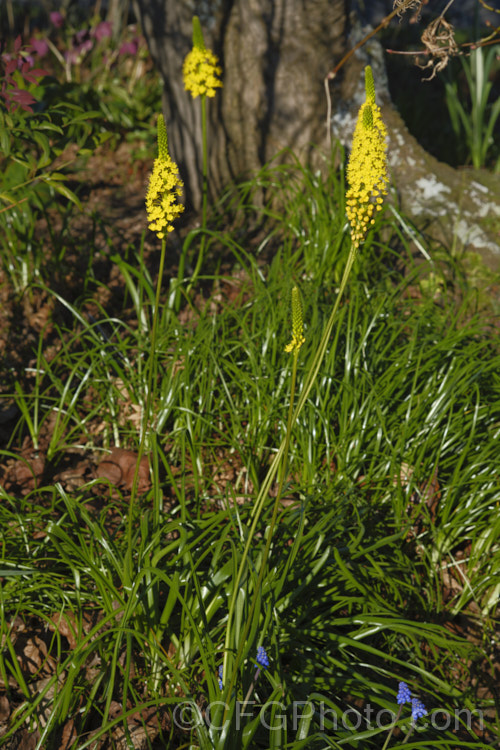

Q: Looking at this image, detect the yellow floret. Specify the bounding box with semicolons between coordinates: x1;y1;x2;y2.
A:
146;155;184;239
183;46;223;98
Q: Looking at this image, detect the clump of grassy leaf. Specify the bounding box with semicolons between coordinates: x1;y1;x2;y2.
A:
0;148;498;749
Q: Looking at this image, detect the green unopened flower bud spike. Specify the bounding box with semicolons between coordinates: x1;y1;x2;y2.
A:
280;285;305;492
279;283;305;480
284;286;305;354
365;64;376;103
192;15;205;51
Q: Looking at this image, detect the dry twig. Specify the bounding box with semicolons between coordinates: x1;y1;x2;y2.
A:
417;14;459;80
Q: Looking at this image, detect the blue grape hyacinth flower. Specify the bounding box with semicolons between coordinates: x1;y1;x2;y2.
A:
256;646;269;670
218;664;223;691
411;697;427;721
397;681;412;705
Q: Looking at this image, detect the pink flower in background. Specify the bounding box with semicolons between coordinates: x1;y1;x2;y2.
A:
64;30;93;64
75;29;90;45
118;39;138;56
81;39;93;53
64;43;92;64
63;48;76;65
30;38;49;58
49;11;64;28
92;21;113;41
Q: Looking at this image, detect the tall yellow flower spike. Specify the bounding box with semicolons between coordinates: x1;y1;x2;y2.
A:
285;286;305;354
346;66;388;249
183;16;223;98
145;115;184;239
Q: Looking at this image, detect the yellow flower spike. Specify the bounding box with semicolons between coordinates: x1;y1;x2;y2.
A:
145;115;184;239
285;286;305;354
183;16;223;99
345;65;388;249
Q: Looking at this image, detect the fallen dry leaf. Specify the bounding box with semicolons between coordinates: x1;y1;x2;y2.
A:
0;694;10;722
4;438;45;494
19;635;47;675
49;611;94;651
96;447;150;492
60;717;78;748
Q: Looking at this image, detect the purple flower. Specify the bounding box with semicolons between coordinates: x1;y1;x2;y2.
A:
64;48;77;65
49;11;64;29
64;43;91;64
118;40;138;56
64;31;93;64
411;698;427;722
75;29;90;45
397;681;412;705
92;21;113;41
30;38;49;58
256;646;269;670
218;664;223;691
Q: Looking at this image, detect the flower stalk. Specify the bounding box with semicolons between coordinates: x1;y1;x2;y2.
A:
222;65;389;723
180;16;222;303
124;116;184;590
381;682;428;750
